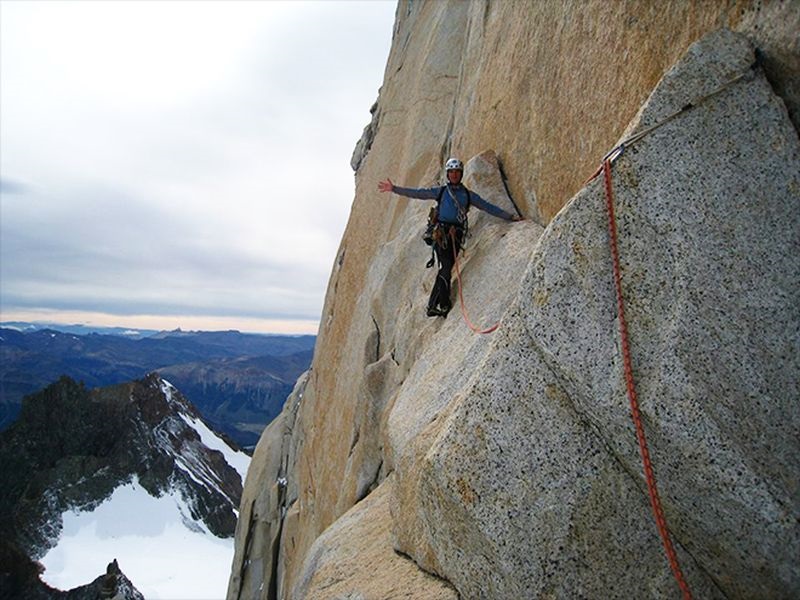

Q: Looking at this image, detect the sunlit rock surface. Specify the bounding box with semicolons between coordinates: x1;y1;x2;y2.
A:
228;2;799;598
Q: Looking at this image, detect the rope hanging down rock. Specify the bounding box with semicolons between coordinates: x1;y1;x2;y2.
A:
586;58;759;599
602;159;693;600
450;227;500;334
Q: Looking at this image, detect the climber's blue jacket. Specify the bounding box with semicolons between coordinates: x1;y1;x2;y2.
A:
392;183;515;224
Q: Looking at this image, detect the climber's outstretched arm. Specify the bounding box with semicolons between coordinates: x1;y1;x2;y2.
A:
378;179;440;200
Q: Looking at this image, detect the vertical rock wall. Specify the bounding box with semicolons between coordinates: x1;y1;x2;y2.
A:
361;0;799;225
229;2;799;599
389;28;799;599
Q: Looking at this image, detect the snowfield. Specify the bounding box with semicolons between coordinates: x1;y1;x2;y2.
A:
40;477;235;599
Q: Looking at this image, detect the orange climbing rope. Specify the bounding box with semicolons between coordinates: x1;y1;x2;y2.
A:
449;227;500;334
601;159;692;600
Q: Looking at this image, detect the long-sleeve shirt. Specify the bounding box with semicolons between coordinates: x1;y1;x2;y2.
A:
392;183;515;224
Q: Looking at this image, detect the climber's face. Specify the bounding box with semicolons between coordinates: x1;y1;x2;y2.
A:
447;169;463;184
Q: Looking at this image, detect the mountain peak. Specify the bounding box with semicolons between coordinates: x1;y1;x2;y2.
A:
0;374;250;596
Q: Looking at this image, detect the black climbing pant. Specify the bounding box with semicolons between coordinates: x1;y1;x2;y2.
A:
428;225;464;314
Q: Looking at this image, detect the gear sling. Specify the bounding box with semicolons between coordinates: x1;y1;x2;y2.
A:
423;185;471;315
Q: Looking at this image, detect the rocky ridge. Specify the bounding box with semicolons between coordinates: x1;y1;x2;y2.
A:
1;544;144;600
229;3;799;599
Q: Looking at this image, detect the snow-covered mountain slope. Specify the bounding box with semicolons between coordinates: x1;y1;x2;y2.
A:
0;372;250;598
153;378;250;526
39;476;235;600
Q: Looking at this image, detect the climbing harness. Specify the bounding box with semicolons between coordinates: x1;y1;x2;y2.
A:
602;159;692;599
449;226;500;334
424;185;472;267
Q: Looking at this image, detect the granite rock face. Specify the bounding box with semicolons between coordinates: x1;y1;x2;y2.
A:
228;4;800;599
390;28;799;599
290;478;457;600
351;0;799;225
226;372;309;600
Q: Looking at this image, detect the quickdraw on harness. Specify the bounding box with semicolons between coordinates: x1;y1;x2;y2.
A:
581;57;759;600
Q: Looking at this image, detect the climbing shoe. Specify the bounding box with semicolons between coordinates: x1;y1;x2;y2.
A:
426;306;449;318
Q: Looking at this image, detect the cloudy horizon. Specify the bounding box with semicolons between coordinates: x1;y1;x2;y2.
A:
0;0;397;335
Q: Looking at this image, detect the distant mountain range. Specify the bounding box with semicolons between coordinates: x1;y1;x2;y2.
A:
0;324;316;448
1;321;161;339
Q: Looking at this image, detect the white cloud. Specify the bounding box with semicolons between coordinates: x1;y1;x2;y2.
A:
0;0;396;333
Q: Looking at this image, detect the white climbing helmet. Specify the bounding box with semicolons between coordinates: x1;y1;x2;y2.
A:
445;158;463;172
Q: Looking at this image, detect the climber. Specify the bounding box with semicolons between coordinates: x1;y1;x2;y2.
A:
378;158;522;317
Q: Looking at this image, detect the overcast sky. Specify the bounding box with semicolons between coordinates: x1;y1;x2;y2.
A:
0;0;396;334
